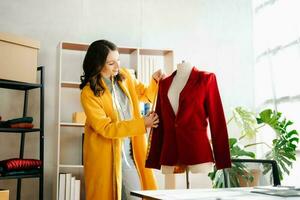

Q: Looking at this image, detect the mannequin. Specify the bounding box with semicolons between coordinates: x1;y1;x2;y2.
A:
145;60;231;189
163;61;213;189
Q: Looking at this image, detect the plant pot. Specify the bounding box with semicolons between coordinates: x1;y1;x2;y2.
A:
238;169;261;187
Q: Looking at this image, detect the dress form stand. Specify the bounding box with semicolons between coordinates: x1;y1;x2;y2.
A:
163;61;213;189
186;169;190;189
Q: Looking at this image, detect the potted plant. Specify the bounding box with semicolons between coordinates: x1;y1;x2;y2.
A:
208;107;299;187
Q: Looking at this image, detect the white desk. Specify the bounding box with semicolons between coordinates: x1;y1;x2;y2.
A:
131;187;300;200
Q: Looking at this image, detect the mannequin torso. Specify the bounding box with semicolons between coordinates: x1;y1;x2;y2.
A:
163;61;213;175
167;61;193;114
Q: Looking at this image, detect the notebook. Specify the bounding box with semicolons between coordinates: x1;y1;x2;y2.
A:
251;186;300;197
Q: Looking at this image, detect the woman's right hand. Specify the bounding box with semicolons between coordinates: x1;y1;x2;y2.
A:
144;112;159;128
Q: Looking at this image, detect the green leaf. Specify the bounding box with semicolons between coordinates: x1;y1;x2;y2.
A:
280;156;292;166
229;138;238;147
232;107;258;139
287;130;299;137
259;109;272;122
230;145;255;158
284;120;293;129
278;159;290;175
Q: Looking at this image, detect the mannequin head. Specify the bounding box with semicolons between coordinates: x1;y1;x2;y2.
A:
177;60;192;69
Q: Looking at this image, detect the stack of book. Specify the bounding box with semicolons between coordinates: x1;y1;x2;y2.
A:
251;185;300;197
59;173;80;200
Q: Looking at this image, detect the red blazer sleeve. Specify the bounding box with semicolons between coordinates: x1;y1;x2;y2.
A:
205;73;231;169
145;85;164;169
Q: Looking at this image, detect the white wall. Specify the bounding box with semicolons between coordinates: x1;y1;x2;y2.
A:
0;0;253;199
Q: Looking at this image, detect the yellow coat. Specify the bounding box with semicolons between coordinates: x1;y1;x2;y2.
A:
81;67;158;200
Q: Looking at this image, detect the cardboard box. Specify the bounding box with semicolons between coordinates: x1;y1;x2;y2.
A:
72;112;86;124
0;189;9;200
0;32;40;83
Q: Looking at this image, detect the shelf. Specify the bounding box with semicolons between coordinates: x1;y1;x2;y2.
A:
61;41;137;54
118;47;137;54
0;66;44;199
62;42;89;51
61;81;80;88
59;164;84;168
139;48;173;56
0;79;42;90
0;170;41;180
60;122;84;127
0;128;41;133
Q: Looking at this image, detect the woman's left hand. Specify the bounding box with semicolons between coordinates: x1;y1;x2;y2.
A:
152;69;165;82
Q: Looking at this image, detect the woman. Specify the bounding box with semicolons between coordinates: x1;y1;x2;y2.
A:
80;40;163;200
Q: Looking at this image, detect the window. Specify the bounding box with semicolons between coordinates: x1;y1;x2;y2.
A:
253;0;300;133
253;0;300;185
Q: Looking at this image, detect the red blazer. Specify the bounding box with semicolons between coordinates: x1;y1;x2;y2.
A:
146;67;231;170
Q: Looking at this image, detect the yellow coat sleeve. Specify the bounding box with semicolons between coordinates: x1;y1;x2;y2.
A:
122;68;158;103
81;87;146;139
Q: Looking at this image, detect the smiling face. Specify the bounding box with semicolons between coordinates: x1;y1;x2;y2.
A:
100;50;120;79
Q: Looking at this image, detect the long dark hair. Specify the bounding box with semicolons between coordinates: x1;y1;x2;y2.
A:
80;40;124;96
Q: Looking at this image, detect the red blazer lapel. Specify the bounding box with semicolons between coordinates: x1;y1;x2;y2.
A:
161;71;177;118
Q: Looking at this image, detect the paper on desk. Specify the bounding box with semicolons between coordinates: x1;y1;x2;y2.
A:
254;185;300;190
145;189;280;200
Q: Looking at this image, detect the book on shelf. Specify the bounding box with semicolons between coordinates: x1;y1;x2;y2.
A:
70;177;75;200
65;173;72;200
58;172;81;200
58;173;65;200
74;180;81;200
